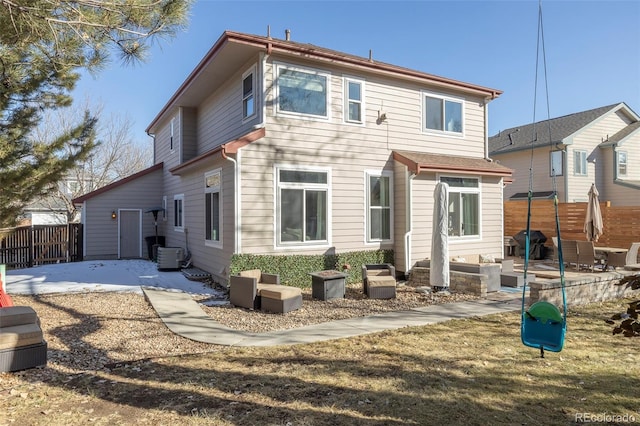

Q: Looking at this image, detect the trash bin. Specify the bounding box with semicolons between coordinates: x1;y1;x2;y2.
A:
145;236;165;261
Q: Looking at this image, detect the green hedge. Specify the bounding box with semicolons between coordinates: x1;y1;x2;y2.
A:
230;249;394;288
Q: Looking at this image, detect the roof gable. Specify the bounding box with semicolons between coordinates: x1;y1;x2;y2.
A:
489;102;638;154
72;163;163;204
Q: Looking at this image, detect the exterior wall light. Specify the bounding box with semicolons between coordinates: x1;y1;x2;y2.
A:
111;211;117;220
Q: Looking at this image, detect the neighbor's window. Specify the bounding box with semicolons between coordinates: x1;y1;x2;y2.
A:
275;63;329;118
173;194;184;230
277;167;329;246
574;150;587;176
441;176;480;238
344;78;364;123
550;150;564;177
617;151;627;177
424;93;463;135
366;172;392;242
204;169;222;245
242;67;256;120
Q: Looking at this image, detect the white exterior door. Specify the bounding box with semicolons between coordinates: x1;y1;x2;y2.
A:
119;209;142;258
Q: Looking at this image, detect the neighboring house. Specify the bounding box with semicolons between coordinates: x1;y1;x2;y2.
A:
488;103;640;205
20;177;89;225
73;30;512;283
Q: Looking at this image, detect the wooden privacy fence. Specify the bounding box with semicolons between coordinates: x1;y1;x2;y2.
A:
504;200;640;249
0;224;83;269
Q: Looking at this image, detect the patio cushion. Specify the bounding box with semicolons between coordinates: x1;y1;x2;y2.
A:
0;323;44;350
368;276;396;287
239;269;262;281
0;306;38;328
259;285;302;301
367;269;391;277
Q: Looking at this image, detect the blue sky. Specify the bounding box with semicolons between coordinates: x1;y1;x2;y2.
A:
74;0;640;145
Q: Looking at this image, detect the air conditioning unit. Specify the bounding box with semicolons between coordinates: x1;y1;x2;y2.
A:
157;247;184;270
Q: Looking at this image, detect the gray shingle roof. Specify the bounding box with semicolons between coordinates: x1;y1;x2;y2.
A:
599;120;640;147
488;103;622;154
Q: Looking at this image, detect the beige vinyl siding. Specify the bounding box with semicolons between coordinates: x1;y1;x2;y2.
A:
82;169;163;260
197;58;262;154
493;148;566;201
567;110;633;202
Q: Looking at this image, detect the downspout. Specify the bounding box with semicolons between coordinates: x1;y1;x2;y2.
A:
404;170;416;274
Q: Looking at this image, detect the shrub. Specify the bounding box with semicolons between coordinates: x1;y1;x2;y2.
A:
230;249;394;288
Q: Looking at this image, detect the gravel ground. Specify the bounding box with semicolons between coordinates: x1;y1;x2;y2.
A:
2;283;477;387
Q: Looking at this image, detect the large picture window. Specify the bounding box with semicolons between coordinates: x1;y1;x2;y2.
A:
366;172;392;242
441;177;480;238
277;167;329;246
424;93;463;135
173;194;184;231
275;64;329;118
205;170;222;245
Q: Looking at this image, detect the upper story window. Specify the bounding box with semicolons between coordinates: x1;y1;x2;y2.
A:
423;93;463;135
174;194;184;231
366;171;392;242
617;151;627;177
170;117;175;151
344;77;364;124
549;150;564;177
242;67;256;120
574;150;587;176
204;169;222;245
276;166;330;247
440;176;480;238
275;63;329;119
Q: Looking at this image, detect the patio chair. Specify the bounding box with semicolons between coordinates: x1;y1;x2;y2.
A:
228;269;302;313
624;242;640;271
0;306;48;372
362;264;397;299
560;239;579;270
576;241;600;272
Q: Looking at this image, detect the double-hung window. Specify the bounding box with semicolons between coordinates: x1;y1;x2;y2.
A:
344;78;364;124
366;172;392;242
441;176;480;238
205;169;222;245
549;150;564;177
275;63;329;119
242;67;256;120
173;194;184;231
276;167;329;246
424;93;463;135
617;151;627;177
574;150;587;176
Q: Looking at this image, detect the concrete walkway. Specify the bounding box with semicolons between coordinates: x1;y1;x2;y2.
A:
142;287;521;347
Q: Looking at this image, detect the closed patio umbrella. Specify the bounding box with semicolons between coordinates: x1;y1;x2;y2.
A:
584;183;603;242
430;182;449;291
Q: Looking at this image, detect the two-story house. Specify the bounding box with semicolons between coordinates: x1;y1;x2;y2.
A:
489;102;640;205
73;30;512;283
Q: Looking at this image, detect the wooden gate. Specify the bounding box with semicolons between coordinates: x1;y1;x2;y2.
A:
0;224;83;269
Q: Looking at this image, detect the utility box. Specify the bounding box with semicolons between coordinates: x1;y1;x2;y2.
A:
157;247;184;271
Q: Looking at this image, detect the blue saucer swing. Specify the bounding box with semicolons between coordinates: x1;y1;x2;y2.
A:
520;1;567;358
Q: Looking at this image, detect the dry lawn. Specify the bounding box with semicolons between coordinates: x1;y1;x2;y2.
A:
1;293;639;426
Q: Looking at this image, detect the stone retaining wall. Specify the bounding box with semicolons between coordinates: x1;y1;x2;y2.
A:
407;266;487;297
529;271;639;306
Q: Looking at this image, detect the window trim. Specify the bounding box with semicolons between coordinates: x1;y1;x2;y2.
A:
438;175;482;241
170;117;175;152
273;62;331;121
365;170;393;244
422;92;465;137
574;149;588;176
343;76;365;125
242;65;257;122
549;150;564;177
274;164;331;249
173;194;184;232
617;150;628;177
204;169;222;248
